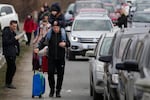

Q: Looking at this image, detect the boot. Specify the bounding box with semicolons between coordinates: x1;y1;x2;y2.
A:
49;89;55;97
56;90;61;98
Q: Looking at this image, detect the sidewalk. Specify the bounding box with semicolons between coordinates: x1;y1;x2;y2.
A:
0;45;51;100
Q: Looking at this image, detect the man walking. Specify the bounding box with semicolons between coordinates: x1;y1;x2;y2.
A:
34;21;70;98
2;20;20;89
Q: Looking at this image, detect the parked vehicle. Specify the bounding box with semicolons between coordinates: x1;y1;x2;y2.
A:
66;13;114;60
102;3;119;25
115;28;150;100
99;28;150;100
64;3;75;26
87;32;117;100
74;0;103;16
0;4;19;31
132;11;150;28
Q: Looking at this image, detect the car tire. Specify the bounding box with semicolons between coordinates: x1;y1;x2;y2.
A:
93;88;103;100
68;50;75;60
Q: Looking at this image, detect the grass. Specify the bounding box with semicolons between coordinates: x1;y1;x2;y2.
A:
0;41;30;93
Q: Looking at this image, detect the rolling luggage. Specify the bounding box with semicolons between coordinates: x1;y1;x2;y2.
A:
42;56;48;72
32;72;45;98
32;53;40;70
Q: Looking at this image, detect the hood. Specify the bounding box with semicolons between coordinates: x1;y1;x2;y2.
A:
71;31;110;38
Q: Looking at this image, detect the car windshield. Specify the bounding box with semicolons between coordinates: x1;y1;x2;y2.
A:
73;20;112;31
76;2;102;13
99;37;113;56
101;0;113;3
136;4;150;11
67;3;75;12
104;5;115;13
133;12;150;23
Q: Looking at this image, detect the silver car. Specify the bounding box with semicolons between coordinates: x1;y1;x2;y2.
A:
67;13;115;60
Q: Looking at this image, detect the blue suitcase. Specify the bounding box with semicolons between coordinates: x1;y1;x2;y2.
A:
32;72;45;98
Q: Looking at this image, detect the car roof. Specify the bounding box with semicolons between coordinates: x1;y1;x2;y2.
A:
76;0;102;3
0;4;13;7
117;28;150;37
75;13;110;20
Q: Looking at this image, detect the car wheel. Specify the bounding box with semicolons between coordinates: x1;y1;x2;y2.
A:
68;50;75;60
93;88;103;100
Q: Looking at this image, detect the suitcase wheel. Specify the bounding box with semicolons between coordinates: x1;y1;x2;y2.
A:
32;95;34;98
39;95;42;98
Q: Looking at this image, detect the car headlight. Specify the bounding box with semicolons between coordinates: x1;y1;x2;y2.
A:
71;36;78;42
112;74;119;84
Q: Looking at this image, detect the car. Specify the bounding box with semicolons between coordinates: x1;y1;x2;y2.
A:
87;32;117;100
0;4;19;31
99;28;150;100
132;11;150;28
102;3;119;25
66;13;115;60
64;3;75;26
115;28;150;100
135;3;150;11
74;0;103;16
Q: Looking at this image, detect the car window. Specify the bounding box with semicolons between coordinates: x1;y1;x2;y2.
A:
94;35;103;57
67;4;74;12
117;38;129;58
1;6;13;15
76;2;103;13
103;5;115;13
134;41;144;62
99;37;113;56
122;39;132;60
73;20;112;31
133;12;150;22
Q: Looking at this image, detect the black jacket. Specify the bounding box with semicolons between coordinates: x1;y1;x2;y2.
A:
2;27;20;56
117;14;128;28
49;13;65;28
38;30;70;60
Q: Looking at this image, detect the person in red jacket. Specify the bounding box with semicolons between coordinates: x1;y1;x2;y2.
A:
23;14;35;46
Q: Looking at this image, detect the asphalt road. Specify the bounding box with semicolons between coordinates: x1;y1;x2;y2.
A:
0;44;93;100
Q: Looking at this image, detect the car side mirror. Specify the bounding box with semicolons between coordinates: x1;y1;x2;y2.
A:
85;50;95;57
69;10;73;15
116;60;139;72
99;55;112;63
0;12;6;16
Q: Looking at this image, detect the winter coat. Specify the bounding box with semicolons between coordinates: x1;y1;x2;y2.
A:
38;29;70;60
23;18;35;33
2;27;20;56
117;14;128;28
49;13;65;28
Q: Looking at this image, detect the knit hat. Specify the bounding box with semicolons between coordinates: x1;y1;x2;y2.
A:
50;3;61;12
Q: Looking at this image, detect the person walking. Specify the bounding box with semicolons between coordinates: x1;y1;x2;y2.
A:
117;8;128;28
2;20;21;89
23;14;35;46
34;21;70;98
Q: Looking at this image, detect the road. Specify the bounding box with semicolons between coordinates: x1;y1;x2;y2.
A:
0;45;93;100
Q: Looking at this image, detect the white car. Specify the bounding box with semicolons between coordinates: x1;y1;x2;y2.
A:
0;4;19;31
67;13;118;60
